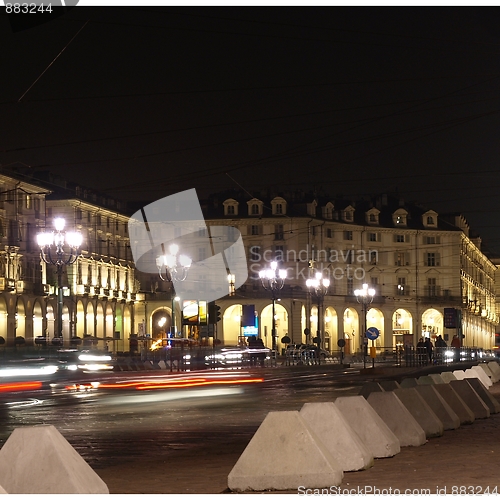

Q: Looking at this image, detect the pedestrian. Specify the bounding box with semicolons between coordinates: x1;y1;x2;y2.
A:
416;337;426;365
434;335;446;364
451;334;461;363
424;337;433;364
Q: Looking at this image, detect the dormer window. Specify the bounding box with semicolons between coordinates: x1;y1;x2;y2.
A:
366;208;380;225
422;210;438;228
271;196;287;216
322;202;334;220
223;198;239;216
342;205;355;223
392;209;408;227
247;198;264;216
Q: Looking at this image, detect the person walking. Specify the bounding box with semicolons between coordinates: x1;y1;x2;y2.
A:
416;337;426;366
424;337;434;364
435;335;447;364
451;334;461;363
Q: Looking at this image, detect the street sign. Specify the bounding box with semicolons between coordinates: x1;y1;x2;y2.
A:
337;339;346;348
365;327;380;341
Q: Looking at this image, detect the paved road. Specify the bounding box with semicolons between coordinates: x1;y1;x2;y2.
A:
0;365;363;471
2;362;498;494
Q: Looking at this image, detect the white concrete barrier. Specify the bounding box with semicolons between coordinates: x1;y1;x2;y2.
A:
367;391;426;447
469;366;492;388
300;402;373;471
393;388;444;438
465;378;500;414
414;385;460;430
433;383;475;425
227;411;343;492
0;484;6;494
449;380;490;419
478;363;498;383
400;378;418;388
464;368;491;389
417;376;435;385
0;425;109;494
429;374;446;384
335;396;400;458
487;361;500;380
452;370;466;380
440;372;457;383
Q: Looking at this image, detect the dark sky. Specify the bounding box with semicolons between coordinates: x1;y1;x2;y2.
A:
3;5;500;253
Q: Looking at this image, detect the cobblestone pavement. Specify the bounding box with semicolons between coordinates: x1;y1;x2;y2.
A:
95;378;500;495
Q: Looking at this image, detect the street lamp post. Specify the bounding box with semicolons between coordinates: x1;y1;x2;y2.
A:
37;217;83;345
306;271;330;363
354;283;376;369
156;243;192;338
259;261;286;353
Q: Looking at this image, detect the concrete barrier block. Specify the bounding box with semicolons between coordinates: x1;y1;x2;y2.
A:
479;363;498;383
300;402;373;471
449;380;490;419
393;388;444;438
414;385;460;430
0;425;109;494
429;374;446;384
465;378;500;414
440;372;457;383
379;380;401;391
143;361;154;370
335;396;400;458
433;383;475;425
400;378;418;388
469;366;493;388
0;484;6;493
158;360;167;370
464;368;491;389
227;411;343;492
358;382;384;399
453;370;466;380
417;376;435;385
367;391;426;447
487;361;500;380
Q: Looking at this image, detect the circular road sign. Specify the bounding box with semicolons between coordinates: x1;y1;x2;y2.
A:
365;327;380;341
337;339;346;348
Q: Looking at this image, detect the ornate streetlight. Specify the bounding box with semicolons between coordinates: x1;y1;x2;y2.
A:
227;273;236;297
306;271;330;360
259;261;286;352
37;217;83;345
156;243;192;337
354;282;376;369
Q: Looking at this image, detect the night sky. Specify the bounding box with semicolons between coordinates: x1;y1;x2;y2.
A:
2;5;500;253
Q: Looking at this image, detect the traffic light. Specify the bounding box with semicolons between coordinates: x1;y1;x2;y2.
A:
208;301;222;324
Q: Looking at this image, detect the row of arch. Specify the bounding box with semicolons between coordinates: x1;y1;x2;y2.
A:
0;295;133;348
144;302;450;353
219;303;447;352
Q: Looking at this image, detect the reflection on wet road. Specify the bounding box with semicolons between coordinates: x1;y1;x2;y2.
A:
0;368;363;469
